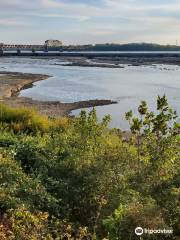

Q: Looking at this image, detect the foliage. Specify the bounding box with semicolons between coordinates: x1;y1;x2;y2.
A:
0;97;179;239
0;104;52;133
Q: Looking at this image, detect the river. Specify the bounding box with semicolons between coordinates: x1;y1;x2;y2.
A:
0;57;180;129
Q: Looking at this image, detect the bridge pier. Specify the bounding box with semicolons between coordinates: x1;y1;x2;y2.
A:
44;45;48;52
17;49;21;55
0;48;3;56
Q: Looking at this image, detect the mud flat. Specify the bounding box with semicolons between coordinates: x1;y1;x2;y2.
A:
3;52;180;67
0;71;50;98
61;55;180;67
0;71;117;117
24;55;180;68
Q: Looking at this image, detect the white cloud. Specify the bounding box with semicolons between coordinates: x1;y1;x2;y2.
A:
27;12;90;22
0;19;26;26
40;0;64;8
1;0;180;44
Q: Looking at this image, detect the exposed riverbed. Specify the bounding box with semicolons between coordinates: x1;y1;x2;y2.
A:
0;71;115;117
0;56;180;129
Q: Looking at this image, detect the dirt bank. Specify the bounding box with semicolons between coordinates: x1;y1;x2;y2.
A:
0;71;50;98
0;71;117;117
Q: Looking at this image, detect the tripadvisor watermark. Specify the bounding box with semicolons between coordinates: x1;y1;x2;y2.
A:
135;227;173;236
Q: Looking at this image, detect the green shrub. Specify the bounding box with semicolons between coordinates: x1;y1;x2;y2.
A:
0;132;17;147
0;154;59;214
0;104;51;133
0;97;179;239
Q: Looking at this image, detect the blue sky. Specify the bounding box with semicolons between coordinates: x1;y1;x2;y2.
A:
0;0;180;45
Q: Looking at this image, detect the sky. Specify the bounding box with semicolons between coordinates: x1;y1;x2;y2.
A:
0;0;180;45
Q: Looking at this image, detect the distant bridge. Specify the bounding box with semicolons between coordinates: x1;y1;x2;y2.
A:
0;44;45;51
0;42;90;52
0;40;64;52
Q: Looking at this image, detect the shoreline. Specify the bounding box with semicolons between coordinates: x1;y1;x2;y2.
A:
0;71;50;98
0;71;117;117
1;57;179;121
2;53;180;67
3;55;180;69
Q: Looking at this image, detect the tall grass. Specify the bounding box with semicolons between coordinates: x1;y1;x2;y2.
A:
0;104;51;133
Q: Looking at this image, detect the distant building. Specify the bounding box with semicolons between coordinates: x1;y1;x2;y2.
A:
44;40;63;47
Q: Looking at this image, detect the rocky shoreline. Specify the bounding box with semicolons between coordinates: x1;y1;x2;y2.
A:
3;53;180;67
0;71;117;117
61;55;180;68
17;55;180;69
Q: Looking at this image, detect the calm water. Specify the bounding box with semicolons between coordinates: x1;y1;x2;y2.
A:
0;57;180;129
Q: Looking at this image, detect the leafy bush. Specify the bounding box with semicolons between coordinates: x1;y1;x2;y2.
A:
0;131;17;147
0;154;59;214
0;97;179;239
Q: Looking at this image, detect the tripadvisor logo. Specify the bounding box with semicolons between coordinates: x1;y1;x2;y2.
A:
135;226;173;236
135;227;143;236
